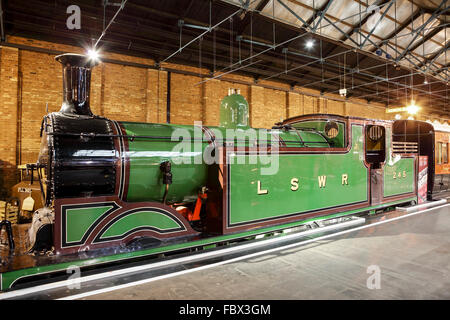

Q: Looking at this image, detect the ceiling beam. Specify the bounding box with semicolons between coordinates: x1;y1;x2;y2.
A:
236;0;269;35
359;0;395;49
420;40;450;72
370;7;422;53
406;22;448;56
397;0;448;61
311;0;335;32
344;0;390;45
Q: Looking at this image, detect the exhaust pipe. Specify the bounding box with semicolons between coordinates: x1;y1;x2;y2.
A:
55;53;99;116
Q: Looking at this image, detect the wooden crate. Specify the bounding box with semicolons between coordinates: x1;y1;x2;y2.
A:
0;201;19;224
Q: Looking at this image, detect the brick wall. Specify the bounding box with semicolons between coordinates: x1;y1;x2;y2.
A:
0;47;19;199
0;36;445;197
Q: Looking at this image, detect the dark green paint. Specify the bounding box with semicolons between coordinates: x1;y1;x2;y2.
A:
120;121;328;203
228;125;367;224
383;128;415;197
66;206;113;243
101;210;182;239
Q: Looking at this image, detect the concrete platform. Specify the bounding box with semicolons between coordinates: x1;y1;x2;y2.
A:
76;204;450;300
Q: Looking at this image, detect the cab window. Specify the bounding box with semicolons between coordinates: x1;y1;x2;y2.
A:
291;120;346;148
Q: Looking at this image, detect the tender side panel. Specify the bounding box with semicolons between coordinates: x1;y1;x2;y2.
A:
383;127;416;198
227;125;368;227
383;158;415;197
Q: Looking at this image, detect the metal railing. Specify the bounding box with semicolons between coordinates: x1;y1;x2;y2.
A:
392;141;418;154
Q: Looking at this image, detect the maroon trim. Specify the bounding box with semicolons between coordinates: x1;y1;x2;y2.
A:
118;122;131;201
221;148;228;235
110;121;122;196
283;113;394;125
277;133;287;147
54;196;198;255
200;125;216;145
223;203;369;234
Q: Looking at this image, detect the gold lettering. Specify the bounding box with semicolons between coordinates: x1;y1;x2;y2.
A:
257;180;268;195
342;174;348;185
393;171;407;179
291;178;299;191
318;175;327;188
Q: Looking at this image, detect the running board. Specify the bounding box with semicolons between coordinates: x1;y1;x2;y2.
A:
396;199;447;212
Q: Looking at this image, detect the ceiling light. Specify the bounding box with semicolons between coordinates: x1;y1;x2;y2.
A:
406;101;420;115
394;114;401;120
87;49;100;61
305;40;314;49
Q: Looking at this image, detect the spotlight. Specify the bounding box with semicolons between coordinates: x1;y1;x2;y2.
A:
406;101;420;115
305;40;314;49
423;78;428;85
339;88;347;97
87;49;100;61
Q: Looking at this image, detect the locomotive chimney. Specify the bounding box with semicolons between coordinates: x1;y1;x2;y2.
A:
55;53;99;116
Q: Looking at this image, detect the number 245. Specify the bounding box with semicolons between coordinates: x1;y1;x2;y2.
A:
393;171;406;179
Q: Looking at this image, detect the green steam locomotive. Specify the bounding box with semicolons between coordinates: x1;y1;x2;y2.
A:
0;53;426;290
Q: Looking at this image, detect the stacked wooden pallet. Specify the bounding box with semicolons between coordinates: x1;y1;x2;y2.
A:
0;201;19;224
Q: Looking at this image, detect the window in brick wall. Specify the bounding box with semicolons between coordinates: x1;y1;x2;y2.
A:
443;143;448;164
437;142;448;164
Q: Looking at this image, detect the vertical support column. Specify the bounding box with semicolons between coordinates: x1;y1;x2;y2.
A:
166;71;171;124
145;68;151;123
303;95;315;114
202;79;221;126
286;91;302;118
90;63;104;116
0;47;19;197
201;80;206;124
249;85;264;128
343;100;349;116
319;96;327;113
146;69;167;124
